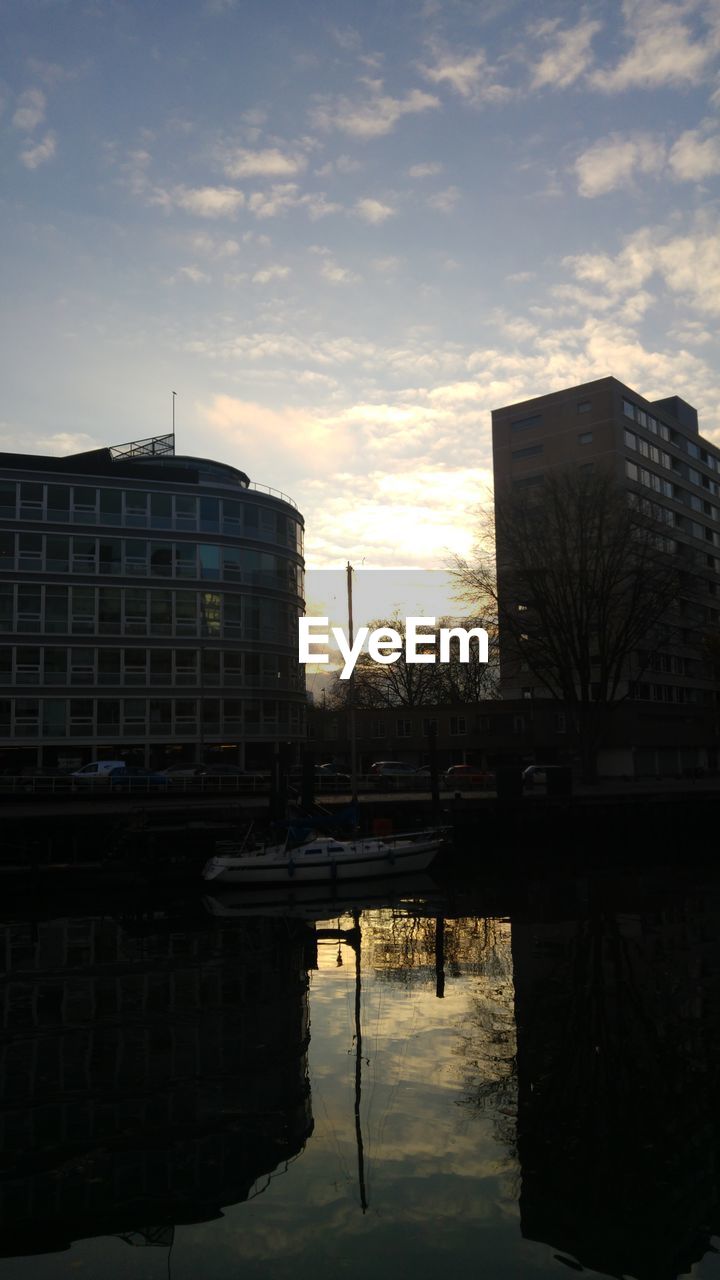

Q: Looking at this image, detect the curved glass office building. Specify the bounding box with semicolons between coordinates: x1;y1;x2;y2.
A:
0;434;305;771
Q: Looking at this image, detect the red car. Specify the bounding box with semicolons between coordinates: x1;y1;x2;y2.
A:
443;764;494;789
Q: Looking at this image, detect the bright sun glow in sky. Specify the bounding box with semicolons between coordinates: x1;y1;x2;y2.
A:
3;0;720;568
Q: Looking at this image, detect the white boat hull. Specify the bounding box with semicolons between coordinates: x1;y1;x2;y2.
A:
202;833;443;886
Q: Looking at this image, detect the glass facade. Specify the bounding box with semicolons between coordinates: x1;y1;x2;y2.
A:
0;445;306;769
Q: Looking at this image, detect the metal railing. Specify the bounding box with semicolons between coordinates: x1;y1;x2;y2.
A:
0;772;497;798
248;482;299;510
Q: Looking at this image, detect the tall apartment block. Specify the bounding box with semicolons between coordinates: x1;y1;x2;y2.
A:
0;434;306;771
491;376;720;773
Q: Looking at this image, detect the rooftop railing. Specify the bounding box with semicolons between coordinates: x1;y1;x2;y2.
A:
248;482;298;510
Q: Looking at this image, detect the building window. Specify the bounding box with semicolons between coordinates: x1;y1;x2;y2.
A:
175;495;197;530
15;698;39;735
0;482;17;518
623;400;635;419
512;715;526;734
396;718;411;737
123;698;146;733
510;414;542;432
19;482;43;518
125;491;149;527
15;647;41;684
450;715;466;735
17;586;42;632
578;432;593;445
514;474;544;488
512;444;543;459
577;401;591;413
69;698;94;736
370;720;386;738
422;717;438;736
18;533;42;569
555;713;567;733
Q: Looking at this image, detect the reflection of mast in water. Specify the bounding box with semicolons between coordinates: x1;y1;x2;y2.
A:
353;910;368;1214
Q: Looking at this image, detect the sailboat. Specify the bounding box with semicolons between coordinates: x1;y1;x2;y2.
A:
201;828;446;885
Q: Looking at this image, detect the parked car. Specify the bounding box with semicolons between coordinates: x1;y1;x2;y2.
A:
315;764;352;789
370;761;418;791
444;764;495;789
522;765;566;787
107;767;172;789
72;760;127;783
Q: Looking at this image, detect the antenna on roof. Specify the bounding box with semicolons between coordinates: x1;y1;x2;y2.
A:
172;390;177;436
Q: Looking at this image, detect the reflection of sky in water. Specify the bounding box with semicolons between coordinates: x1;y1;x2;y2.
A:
0;912;590;1280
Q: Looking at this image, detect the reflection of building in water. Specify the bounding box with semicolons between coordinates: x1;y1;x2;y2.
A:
512;893;720;1280
0;912;314;1255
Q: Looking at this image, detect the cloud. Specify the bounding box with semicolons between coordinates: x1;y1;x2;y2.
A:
315;155;362;176
407;162;444;178
320;259;361;284
221;147;308;178
590;0;716;92
420;49;511;104
372;255;402;273
564;216;720;314
12;87;46;131
175;265;210;284
199;395;355;470
427;186;460;213
530;16;602;89
301;192;343;219
252;264;291;283
244;183;341;219
354;197;396;223
19;131;56;169
668;127;720;181
310;83;439;138
171;185;245;217
33;431;99;455
574;124;720;194
189;233;240;257
574;132;666;196
247;183;299;218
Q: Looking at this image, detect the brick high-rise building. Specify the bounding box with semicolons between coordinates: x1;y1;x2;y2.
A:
491;376;720;775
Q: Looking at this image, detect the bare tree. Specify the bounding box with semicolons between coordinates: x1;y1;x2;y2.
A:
452;467;679;777
327;614;499;709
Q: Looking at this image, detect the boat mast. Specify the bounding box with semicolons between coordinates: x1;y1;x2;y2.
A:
347;562;359;807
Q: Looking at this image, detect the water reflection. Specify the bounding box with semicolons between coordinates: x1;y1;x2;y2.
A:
513;881;720;1280
1;872;720;1279
0;910;313;1256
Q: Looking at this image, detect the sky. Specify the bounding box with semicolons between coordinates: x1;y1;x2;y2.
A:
2;0;720;571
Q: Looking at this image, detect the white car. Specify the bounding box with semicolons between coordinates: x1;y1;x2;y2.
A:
72;760;126;782
522;765;566;787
